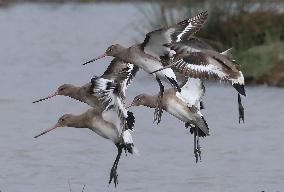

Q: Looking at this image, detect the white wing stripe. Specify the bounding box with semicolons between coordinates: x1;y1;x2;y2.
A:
177;23;193;42
175;60;227;80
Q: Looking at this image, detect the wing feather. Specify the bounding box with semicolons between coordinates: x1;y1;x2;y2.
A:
141;11;208;60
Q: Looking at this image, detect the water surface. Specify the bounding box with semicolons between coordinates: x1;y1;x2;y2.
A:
0;3;284;192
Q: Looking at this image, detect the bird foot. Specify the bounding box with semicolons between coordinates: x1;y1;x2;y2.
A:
193;135;202;163
197;143;202;162
238;93;245;123
109;166;118;187
153;94;163;124
194;149;199;163
194;147;202;163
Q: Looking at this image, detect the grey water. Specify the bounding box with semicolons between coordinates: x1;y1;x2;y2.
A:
0;3;284;192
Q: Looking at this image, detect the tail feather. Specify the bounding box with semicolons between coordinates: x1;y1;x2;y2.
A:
122;130;139;155
232;72;246;96
238;93;245;123
126;111;135;131
186;116;209;137
233;83;246;96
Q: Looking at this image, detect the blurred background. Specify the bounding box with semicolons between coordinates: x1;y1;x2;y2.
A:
1;0;284;85
0;0;283;192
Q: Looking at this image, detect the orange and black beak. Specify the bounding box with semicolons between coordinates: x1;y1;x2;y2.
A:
82;53;107;65
32;91;58;103
34;123;61;138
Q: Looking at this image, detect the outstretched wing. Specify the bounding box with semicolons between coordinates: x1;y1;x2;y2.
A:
91;77;127;135
171;45;241;81
141;11;208;59
91;62;137;135
101;58;139;99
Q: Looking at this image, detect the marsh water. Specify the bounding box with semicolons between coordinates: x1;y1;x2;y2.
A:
0;3;284;192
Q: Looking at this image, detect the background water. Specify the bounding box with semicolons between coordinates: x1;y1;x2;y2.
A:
0;3;284;192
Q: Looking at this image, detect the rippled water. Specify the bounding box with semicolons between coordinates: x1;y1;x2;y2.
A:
0;3;284;192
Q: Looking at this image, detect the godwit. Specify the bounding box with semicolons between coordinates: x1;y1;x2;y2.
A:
82;11;208;124
34;59;138;186
34;108;136;187
127;78;208;163
33;59;138;109
33;59;139;125
151;40;246;123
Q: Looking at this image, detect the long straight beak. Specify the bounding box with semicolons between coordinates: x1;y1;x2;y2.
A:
150;64;174;74
34;123;61;138
82;53;107;65
32;91;58;103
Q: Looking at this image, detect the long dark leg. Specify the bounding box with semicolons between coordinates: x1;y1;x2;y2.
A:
193;131;198;163
154;77;164;124
238;93;245;123
196;128;202;162
109;144;123;187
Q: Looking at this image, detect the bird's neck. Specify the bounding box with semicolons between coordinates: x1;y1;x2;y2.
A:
68;86;86;102
68;113;90;129
144;95;159;109
115;47;131;62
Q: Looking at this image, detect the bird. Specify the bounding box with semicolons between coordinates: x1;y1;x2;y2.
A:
34;107;136;187
33;59;138;108
33;58;139;125
34;59;138;187
151;39;246;123
82;11;208;124
127;77;208;163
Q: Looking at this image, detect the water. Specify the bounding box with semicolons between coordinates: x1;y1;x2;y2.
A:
0;3;284;192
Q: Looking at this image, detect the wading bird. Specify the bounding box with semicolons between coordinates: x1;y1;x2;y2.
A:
127;78;208;162
82;11;208;124
151;40;246;122
34;59;138;187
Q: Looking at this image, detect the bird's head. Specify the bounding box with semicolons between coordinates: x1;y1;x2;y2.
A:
57;84;75;96
32;84;75;103
127;94;149;108
34;114;74;138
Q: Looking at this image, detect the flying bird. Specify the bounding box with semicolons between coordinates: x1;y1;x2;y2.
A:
82;11;208;124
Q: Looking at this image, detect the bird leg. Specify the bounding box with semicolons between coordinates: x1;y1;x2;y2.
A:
185;123;201;163
193;127;202;163
238;93;244;123
193;131;198;163
196;129;202;162
153;77;164;124
109;144;123;187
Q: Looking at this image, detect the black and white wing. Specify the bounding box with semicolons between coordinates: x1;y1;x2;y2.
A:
141;11;208;60
168;42;245;96
91;77;127;135
179;78;209;138
91;60;138;135
176;78;205;110
101;58;139;99
170;43;246;123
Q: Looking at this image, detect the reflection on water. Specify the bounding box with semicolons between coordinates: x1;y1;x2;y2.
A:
0;3;284;192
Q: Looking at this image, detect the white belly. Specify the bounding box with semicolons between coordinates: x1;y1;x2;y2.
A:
90;118;119;143
136;57;176;82
179;78;203;108
135;56;163;73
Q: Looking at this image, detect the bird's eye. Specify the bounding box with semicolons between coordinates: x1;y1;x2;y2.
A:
60;88;64;91
61;119;65;122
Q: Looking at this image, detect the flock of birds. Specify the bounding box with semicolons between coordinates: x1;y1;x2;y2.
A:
33;11;246;187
